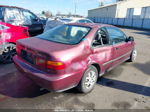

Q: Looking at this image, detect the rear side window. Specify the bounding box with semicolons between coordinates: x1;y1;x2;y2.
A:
4;8;24;25
92;27;109;47
106;27;126;45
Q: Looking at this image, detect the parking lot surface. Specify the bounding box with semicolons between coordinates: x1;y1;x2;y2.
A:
0;27;150;110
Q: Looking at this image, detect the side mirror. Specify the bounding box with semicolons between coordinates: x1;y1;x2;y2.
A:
127;36;134;42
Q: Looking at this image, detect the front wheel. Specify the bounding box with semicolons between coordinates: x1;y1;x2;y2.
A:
77;65;98;93
128;49;137;62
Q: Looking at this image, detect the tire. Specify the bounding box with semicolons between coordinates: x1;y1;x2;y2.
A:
77;65;98;93
128;49;137;62
0;43;16;64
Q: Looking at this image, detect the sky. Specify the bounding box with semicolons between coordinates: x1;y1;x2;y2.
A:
0;0;116;16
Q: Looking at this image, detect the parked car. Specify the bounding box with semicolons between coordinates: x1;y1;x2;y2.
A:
0;5;47;36
0;22;29;63
44;18;64;32
13;23;137;93
44;18;93;32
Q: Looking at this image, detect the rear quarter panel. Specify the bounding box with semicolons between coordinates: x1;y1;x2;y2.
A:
0;23;29;44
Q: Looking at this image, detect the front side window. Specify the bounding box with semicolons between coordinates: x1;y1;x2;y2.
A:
22;11;37;25
37;24;91;45
0;7;3;19
106;27;126;45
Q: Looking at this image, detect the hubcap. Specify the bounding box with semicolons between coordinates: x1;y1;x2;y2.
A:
132;50;137;61
84;71;97;89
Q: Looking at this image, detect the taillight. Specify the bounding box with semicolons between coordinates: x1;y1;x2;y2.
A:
35;57;65;70
47;61;65;70
16;44;23;55
23;28;29;37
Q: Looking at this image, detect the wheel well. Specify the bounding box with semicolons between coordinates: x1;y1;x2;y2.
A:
91;63;101;75
9;42;16;45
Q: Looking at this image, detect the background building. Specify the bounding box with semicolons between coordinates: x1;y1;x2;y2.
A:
88;0;150;19
88;0;150;29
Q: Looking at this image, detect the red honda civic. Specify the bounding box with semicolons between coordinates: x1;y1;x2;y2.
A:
13;23;137;93
0;22;29;63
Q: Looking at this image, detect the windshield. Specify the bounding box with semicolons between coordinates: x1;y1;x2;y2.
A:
37;24;91;45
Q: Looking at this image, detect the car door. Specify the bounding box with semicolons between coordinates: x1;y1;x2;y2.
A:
22;10;43;36
106;27;133;68
91;27;114;73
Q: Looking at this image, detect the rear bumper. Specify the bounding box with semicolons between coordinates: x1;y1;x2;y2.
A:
13;55;83;92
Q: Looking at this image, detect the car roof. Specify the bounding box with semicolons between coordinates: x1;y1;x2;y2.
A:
71;18;90;20
68;23;115;29
0;5;28;11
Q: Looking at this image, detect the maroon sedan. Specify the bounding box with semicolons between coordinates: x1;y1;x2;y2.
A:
13;23;137;93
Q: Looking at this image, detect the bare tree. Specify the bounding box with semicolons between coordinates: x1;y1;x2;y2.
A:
56;11;61;16
68;12;72;17
42;11;53;18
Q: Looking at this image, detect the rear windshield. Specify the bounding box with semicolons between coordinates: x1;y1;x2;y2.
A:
37;24;91;45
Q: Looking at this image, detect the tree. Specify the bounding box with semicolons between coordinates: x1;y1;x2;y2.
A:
117;0;124;1
42;11;53;18
42;11;45;15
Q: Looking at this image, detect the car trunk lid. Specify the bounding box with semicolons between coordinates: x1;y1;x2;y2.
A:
16;37;77;73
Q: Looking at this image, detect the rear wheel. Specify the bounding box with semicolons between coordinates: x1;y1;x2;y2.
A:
77;65;98;93
0;43;16;64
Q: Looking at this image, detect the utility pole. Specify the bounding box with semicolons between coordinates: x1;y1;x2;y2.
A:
74;0;77;16
99;0;104;7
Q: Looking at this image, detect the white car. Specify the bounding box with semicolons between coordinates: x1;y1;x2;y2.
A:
60;18;93;23
44;18;93;32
